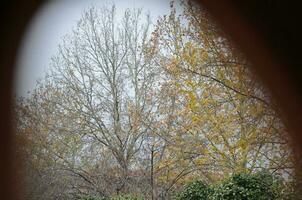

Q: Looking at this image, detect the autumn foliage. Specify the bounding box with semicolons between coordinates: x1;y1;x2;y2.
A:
14;1;295;199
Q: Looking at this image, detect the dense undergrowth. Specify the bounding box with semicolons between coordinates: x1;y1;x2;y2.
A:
80;172;297;200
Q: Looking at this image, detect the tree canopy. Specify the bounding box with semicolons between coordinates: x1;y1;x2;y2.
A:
14;1;295;199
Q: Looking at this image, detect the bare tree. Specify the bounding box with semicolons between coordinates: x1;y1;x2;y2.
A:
47;5;158;194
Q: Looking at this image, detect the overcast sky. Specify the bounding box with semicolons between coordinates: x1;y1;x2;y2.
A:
14;0;174;97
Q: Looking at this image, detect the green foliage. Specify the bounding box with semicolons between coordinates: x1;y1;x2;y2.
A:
176;172;293;200
211;172;283;200
176;180;211;200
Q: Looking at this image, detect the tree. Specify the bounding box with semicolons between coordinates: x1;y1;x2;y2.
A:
15;4;159;198
13;87;73;200
14;1;295;199
49;4;159;195
148;0;294;193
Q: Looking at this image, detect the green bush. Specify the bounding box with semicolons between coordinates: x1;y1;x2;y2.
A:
80;172;293;200
176;172;290;200
211;172;282;200
176;180;211;200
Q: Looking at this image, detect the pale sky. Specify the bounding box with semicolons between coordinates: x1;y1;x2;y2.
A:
15;0;175;97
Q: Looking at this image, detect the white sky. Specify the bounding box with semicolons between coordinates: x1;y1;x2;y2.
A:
14;0;174;97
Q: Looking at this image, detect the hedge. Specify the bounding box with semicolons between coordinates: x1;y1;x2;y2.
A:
177;171;293;200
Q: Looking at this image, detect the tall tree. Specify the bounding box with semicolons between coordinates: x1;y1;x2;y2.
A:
50;4;159;194
148;1;293;195
14;2;295;199
16;5;158;198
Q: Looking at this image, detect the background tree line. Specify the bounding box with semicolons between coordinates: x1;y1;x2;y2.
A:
14;1;295;199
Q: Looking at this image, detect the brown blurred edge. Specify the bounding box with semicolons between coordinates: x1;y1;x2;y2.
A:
1;0;302;199
0;1;41;199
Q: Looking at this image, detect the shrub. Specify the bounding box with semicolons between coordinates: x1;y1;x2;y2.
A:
211;171;282;200
80;172;293;200
176;180;211;200
176;172;292;200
